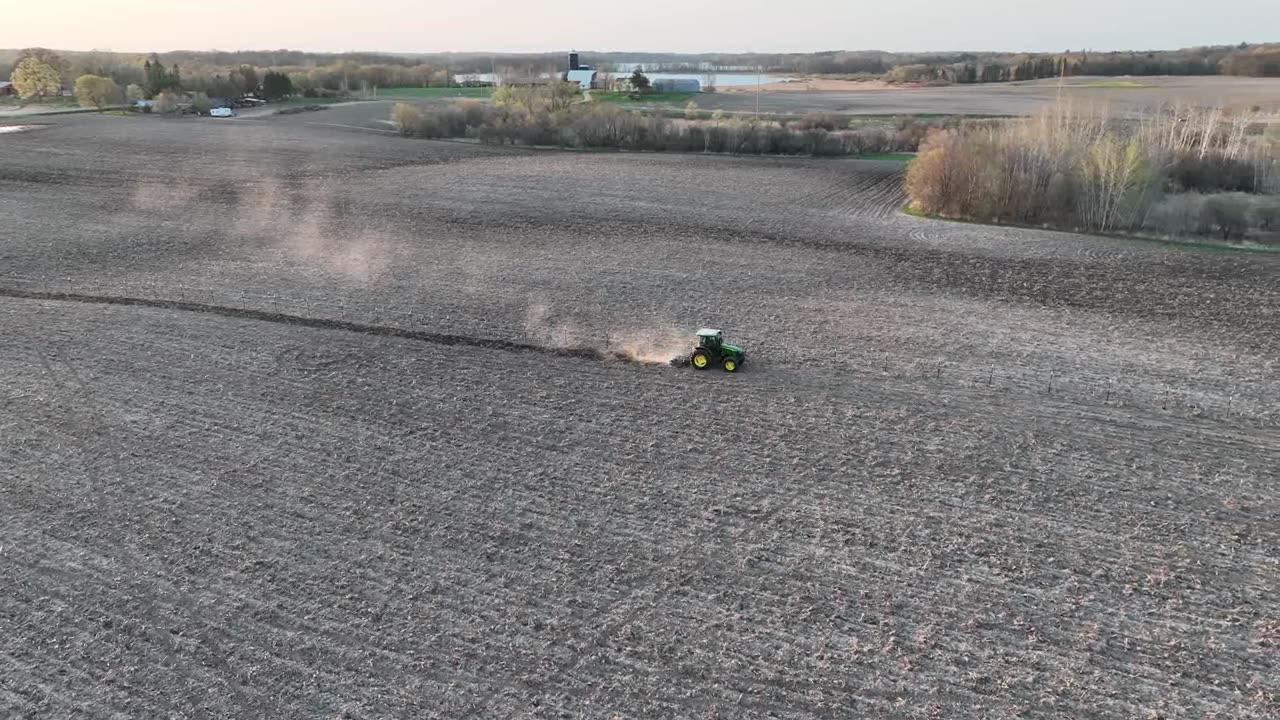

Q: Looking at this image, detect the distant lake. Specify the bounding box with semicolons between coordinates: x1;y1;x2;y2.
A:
607;64;788;87
455;71;789;88
622;72;789;87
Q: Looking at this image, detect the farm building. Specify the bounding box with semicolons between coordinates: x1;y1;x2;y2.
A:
566;69;597;91
653;78;701;93
0;81;15;97
563;51;601;91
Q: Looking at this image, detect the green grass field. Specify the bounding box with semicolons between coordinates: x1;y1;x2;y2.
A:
593;91;697;105
378;87;494;99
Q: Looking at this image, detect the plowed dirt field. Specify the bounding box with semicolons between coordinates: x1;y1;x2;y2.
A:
1;113;1277;719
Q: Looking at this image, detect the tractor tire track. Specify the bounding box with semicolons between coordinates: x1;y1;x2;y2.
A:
0;287;659;368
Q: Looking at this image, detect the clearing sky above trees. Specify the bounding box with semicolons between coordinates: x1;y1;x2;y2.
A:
0;0;1276;54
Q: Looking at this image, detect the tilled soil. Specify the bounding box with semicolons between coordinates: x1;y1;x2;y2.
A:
1;113;1277;719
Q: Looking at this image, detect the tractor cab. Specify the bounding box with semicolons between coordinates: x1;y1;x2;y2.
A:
696;329;723;352
690;329;746;373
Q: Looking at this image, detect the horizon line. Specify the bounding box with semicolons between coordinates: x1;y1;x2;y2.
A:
4;41;1276;58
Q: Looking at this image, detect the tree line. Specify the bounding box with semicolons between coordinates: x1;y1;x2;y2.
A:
2;48;303;110
391;83;946;157
1;48;459;99
5;47;311;114
1;47;458;108
6;44;1278;95
884;46;1280;85
645;45;1280;80
906;103;1280;242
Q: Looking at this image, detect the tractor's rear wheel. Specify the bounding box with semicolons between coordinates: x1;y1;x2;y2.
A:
722;356;740;373
691;350;711;370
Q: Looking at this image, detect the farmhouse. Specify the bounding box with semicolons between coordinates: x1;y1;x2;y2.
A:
0;80;15;97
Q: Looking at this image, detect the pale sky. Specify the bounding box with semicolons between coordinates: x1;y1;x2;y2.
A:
2;0;1276;54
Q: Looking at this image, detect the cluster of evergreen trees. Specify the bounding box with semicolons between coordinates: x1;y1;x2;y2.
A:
137;54;292;100
142;57;181;97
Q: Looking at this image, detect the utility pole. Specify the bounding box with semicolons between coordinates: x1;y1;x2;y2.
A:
755;65;761;119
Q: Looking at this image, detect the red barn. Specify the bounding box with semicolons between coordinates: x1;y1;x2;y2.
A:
0;81;16;97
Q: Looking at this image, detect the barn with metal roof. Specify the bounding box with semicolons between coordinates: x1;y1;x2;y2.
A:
566;69;597;91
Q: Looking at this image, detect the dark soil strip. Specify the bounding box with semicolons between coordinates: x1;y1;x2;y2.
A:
0;287;656;366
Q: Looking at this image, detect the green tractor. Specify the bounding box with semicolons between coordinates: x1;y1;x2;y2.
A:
689;329;746;373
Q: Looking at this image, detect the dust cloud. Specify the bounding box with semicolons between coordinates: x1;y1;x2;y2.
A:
126;171;399;286
241;178;397;285
523;299;584;348
612;327;689;365
525;299;688;364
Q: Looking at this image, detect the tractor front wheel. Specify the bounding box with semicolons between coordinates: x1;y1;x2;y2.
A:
722;356;740;373
691;350;712;370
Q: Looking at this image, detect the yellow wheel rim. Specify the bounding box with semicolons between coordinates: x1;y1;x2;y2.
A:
693;354;707;368
724;360;736;371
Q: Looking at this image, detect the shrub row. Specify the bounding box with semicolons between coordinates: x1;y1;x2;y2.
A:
392;99;944;157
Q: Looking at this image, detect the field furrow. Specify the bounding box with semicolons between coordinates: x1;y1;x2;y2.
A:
1;112;1276;719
